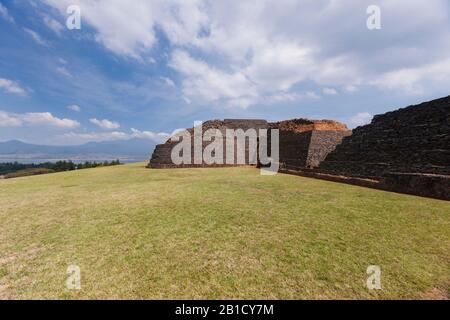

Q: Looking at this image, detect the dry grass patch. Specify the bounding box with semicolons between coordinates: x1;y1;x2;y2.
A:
0;163;449;299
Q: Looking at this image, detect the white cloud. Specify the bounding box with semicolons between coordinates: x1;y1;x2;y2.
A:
371;58;450;95
67;105;81;112
0;110;79;128
344;85;358;93
42;0;450;107
0;111;23;127
244;43;315;92
323;88;338;95
23;28;48;46
349;112;373;127
43;15;64;34
43;0;208;60
131;128;169;141
56;66;72;77
90;118;121;130
0;3;14;23
22;112;79;128
161;77;175;87
59;128;169;145
264;91;320;104
61;131;129;144
169;49;258;108
305;91;320;99
0;78;27;95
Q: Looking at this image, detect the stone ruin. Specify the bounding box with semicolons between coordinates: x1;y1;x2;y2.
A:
318;95;450;200
149;95;450;200
149;119;269;168
149;118;350;169
270;119;351;169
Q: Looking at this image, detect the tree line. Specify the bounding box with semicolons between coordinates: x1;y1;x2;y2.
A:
0;160;122;176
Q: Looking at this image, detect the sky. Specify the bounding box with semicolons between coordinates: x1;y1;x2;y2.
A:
0;0;449;146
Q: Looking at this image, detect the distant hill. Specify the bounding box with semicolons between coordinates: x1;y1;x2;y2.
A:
0;139;156;162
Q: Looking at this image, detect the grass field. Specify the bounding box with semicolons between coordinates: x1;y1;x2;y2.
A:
0;162;448;299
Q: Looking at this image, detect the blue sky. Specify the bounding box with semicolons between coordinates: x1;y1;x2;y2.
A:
0;0;449;145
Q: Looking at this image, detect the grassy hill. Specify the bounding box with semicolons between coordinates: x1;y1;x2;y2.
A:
0;163;448;299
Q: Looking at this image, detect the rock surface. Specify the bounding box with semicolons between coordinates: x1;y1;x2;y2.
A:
269;120;351;169
149;118;349;169
271;119;349;133
319;95;450;177
148;96;450;200
149;119;269;168
318;95;450;200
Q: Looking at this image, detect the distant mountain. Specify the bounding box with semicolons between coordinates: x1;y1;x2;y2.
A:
0;139;157;162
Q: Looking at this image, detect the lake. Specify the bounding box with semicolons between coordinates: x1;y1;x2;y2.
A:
0;157;148;164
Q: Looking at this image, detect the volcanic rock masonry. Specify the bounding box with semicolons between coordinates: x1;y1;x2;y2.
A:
149;95;450;200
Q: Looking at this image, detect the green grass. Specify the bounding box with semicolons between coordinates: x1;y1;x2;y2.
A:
0;163;448;299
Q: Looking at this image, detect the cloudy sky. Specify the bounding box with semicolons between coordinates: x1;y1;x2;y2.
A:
0;0;449;145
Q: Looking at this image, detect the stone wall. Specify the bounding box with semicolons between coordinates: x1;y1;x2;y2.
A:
319;95;450;178
149;118;350;170
380;173;450;200
269;119;351;170
317;96;450;200
149;119;269;168
272;119;348;132
307;130;353;168
275;130;312;170
147;96;450;200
